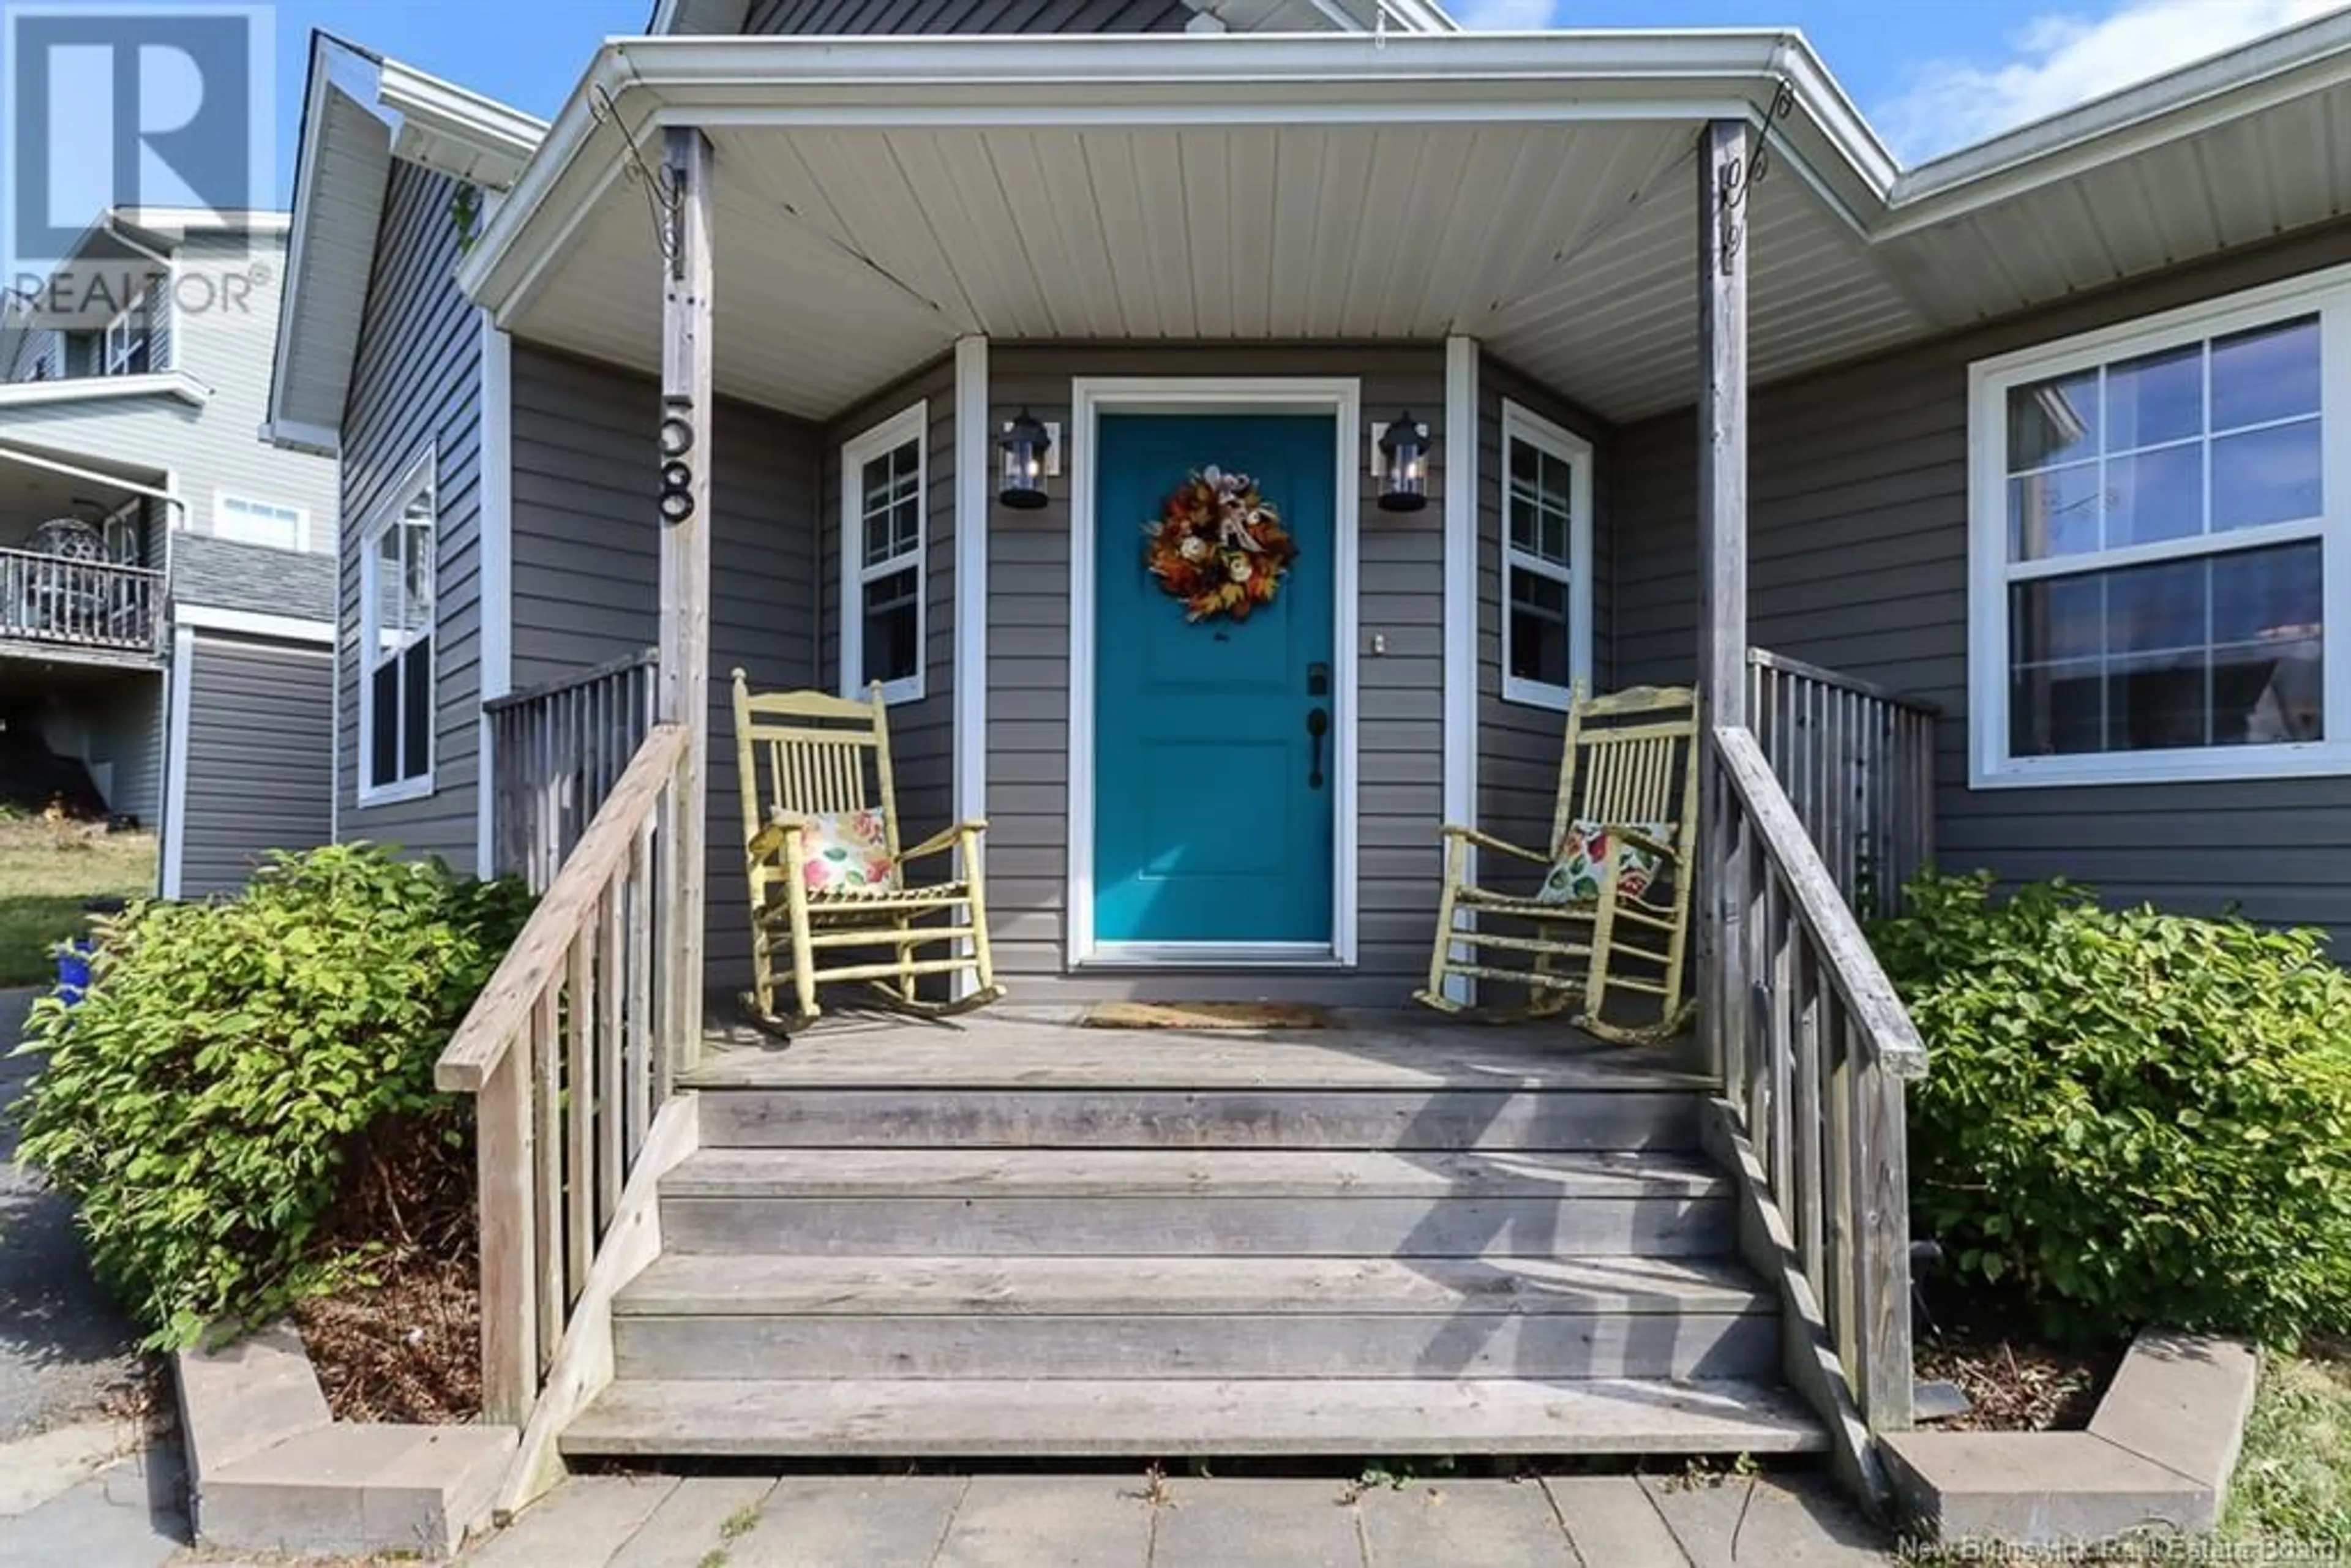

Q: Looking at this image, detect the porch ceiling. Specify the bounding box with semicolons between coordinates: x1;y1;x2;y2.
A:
504;116;1933;422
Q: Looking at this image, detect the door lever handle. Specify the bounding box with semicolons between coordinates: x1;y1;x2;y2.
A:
1305;708;1329;790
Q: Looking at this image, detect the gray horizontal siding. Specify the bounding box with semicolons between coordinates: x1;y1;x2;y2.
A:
337;160;483;869
1475;352;1614;891
1611;219;2351;941
181;634;334;895
508;342;822;988
986;343;1447;1003
819;357;957;874
744;0;1190;32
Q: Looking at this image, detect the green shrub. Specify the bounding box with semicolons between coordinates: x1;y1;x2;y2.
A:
9;844;531;1348
1872;871;2351;1345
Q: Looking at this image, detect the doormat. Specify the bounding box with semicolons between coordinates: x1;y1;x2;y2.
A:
1079;1001;1335;1030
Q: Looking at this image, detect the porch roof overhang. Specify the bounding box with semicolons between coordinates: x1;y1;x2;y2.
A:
458;20;2351;424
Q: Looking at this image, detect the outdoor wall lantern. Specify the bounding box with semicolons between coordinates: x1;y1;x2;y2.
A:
1375;413;1430;512
998;410;1054;509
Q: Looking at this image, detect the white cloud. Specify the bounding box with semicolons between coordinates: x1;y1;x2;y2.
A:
1873;0;2350;164
1454;0;1559;28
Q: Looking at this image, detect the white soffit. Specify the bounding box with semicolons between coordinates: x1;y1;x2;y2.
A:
501;117;1933;421
466;19;2351;422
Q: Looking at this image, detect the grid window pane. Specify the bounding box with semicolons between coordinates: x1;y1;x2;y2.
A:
2212;316;2320;431
2008;541;2323;756
2212;420;2322;532
2105;444;2204;549
1507;567;1569;689
861;442;921;567
2008;372;2098;471
1505;435;1574;568
2104;344;2202;452
2009;462;2102;560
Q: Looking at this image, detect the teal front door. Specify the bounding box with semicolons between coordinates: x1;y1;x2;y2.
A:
1093;412;1337;948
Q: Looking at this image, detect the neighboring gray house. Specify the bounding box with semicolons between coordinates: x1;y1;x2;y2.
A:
1;210;336;895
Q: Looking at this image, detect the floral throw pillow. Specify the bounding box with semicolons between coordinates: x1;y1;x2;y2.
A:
793;809;894;895
1535;819;1675;906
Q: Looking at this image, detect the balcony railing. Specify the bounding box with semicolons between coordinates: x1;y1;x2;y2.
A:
0;549;163;655
1746;648;1938;921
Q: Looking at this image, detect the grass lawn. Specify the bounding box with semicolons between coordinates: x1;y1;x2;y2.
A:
2224;1346;2351;1551
0;817;156;989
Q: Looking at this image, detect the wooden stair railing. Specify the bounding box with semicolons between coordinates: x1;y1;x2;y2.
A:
437;721;688;1429
1706;723;1929;1489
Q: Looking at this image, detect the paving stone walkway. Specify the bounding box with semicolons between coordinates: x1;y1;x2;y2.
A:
453;1467;1893;1567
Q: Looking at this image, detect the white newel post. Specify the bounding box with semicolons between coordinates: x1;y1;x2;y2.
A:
659;126;714;1078
1695;118;1751;1086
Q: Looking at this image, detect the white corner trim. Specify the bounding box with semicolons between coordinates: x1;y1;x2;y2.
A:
160;626;194;899
1965;261;2351;790
1496;397;1595;713
1066;375;1363;970
838;399;930;707
172;604;334;644
1442;336;1479;1007
953;337;990;1000
475;315;515;878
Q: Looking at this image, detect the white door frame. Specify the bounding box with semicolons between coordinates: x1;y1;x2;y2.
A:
1067;375;1362;970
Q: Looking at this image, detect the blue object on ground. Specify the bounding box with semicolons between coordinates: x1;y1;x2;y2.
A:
54;940;92;1005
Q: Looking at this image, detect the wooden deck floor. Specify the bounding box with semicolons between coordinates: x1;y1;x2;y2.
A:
689;1005;1712;1092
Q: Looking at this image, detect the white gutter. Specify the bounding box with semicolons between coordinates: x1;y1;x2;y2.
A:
0;441;187;519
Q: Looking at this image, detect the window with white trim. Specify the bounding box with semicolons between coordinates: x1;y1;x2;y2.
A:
839;402;926;705
1500;401;1594;710
213;494;306;552
360;457;436;800
102;305;149;375
1971;269;2350;787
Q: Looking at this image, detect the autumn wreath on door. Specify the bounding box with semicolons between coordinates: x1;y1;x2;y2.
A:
1142;465;1297;623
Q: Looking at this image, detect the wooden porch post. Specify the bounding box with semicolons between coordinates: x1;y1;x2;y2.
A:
659;126;713;1075
1696;118;1750;1084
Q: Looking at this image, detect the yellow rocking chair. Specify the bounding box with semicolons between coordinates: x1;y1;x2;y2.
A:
1414;683;1700;1043
732;672;1005;1030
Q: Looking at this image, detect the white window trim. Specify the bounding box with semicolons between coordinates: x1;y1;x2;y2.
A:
1498;399;1595;711
356;449;438;806
211;490;310;552
1967;261;2351;789
838;400;929;707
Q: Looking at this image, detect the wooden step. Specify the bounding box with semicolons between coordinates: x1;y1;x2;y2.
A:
696;1084;1701;1151
560;1376;1829;1458
610;1254;1779;1381
682;1029;1711;1093
661;1147;1729;1199
657;1149;1736;1258
617;1253;1772;1318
